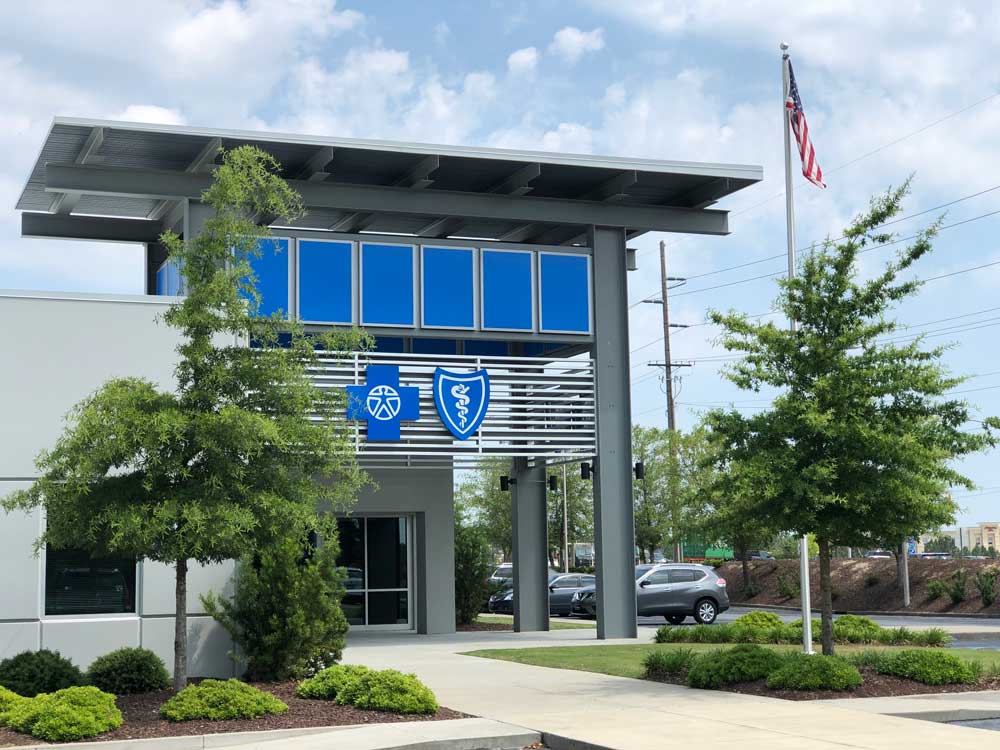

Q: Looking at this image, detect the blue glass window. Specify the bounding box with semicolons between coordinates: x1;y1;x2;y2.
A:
299;240;353;323
156;261;181;296
362;243;415;326
373;336;406;353
481;250;533;331
155;265;168;295
422;247;475;328
463;340;509;356
240;238;290;318
412;337;457;354
539;253;590;333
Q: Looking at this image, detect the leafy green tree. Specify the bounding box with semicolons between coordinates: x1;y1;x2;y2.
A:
453;503;495;626
632;426;715;562
546;466;593;569
3;147;367;687
923;536;956;554
705;184;997;655
455;461;512;559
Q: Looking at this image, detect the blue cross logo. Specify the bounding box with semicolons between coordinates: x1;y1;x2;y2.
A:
347;365;420;441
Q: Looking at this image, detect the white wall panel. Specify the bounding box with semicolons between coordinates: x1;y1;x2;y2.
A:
141;616;236;678
0;622;40;660
0;499;41;620
42;617;140;671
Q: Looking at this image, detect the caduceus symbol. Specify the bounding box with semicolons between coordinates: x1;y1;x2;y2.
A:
451;384;471;428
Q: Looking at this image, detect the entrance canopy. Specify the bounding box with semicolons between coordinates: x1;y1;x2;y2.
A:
18;117;761;247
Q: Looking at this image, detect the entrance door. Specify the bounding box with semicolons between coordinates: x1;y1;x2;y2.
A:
336;516;413;630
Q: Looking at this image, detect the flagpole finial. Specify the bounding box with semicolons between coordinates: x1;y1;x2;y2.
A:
780;41;789;58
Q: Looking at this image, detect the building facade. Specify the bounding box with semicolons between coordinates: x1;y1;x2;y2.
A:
0;118;761;675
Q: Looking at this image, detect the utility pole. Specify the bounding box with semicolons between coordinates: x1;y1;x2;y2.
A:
644;240;691;563
562;463;569;573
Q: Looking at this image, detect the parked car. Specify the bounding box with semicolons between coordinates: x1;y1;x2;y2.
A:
748;550;773;560
864;550;893;559
488;563;562;588
570;564;729;624
488;572;595;615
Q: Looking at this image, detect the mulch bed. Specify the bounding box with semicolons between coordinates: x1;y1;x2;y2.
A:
648;668;1000;701
458;621;513;632
0;681;466;747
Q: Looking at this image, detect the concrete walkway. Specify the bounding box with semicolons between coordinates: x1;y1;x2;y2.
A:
345;628;1000;750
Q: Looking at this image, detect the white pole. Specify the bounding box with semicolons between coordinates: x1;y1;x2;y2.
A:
781;42;814;655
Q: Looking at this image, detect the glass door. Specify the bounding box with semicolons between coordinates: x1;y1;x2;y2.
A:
335;516;413;630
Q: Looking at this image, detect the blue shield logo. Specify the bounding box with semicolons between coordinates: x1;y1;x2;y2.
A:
433;368;490;440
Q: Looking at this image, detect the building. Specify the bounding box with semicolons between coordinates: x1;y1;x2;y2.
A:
0;118;761;675
930;523;1000;552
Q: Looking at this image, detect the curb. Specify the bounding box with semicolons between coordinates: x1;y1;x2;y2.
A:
8;718;541;750
543;733;617;750
732;602;1000;619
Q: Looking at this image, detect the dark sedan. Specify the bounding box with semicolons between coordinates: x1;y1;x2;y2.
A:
488;573;595;615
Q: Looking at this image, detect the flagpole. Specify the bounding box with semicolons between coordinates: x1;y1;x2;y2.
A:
781;41;815;656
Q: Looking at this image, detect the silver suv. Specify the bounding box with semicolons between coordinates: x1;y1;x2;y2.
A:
570;563;730;624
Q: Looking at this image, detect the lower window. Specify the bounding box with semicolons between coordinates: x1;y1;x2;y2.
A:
45;548;136;616
335;516;411;628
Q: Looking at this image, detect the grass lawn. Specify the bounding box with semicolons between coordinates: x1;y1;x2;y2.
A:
464;642;1000;680
475;614;596;630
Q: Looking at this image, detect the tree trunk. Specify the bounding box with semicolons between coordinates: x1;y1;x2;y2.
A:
739;542;752;594
173;558;188;692
818;539;834;656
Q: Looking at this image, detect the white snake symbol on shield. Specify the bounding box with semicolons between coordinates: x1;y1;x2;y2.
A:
450;384;471;428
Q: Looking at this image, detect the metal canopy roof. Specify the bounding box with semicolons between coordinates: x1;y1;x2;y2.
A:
17;117;763;246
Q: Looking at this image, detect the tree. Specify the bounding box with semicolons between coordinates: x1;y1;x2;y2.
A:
923;536;956;554
705;184;997;655
456;461;512;560
546;466;593;568
453;503;495;626
632;426;715;562
3;147;367;688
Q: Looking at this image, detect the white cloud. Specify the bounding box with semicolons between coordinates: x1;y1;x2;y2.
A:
433;21;451;45
507;47;539;76
548;26;605;64
108;105;186;125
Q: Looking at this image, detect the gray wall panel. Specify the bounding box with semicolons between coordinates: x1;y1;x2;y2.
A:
0;622;41;660
140;616;237;679
0;499;41;620
140;560;237;617
42;617;141;671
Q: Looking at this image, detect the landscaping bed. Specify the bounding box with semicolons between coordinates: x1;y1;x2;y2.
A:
0;680;464;746
460;614;594;632
718;669;1000;701
719;558;1000;614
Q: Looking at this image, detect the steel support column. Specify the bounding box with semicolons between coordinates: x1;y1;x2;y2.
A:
511;457;549;632
589;225;638;639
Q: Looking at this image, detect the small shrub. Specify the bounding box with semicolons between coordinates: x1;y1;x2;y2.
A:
744;582;761;598
876;626;915;645
4;686;121;742
865;574;880;588
733;611;784;630
926;579;948;602
0;650;86;697
949;569;968;605
202;535;349;681
766;654;862;692
876;650;979;685
788;618;822;642
160;679;288;721
335;670;438;714
454;517;494;626
911;628;951;647
643;649;697;679
833;614;881;643
776;572;800;599
974;568;999;607
686;645;785;689
296;664;372;700
88;648;169;695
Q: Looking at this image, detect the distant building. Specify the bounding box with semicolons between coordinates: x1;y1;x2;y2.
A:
927;523;1000;552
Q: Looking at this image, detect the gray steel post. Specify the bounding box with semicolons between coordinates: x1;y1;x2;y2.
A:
589;225;638;640
511;457;550;632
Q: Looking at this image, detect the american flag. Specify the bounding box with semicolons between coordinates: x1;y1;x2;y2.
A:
785;61;825;188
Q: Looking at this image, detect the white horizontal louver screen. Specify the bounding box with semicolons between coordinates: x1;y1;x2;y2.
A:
308;351;596;468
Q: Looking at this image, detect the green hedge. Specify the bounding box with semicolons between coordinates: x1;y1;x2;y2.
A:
875;650;980;685
160;679;288;721
686;645;784;689
732;611;784;630
88;648;170;695
2;686;121;742
766;654;862;691
296;664;372;700
655;616;950;647
0;650;86;697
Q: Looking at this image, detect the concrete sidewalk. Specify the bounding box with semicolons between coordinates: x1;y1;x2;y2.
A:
345;628;1000;750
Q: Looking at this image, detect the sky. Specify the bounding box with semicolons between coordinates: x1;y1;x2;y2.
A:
2;0;999;526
